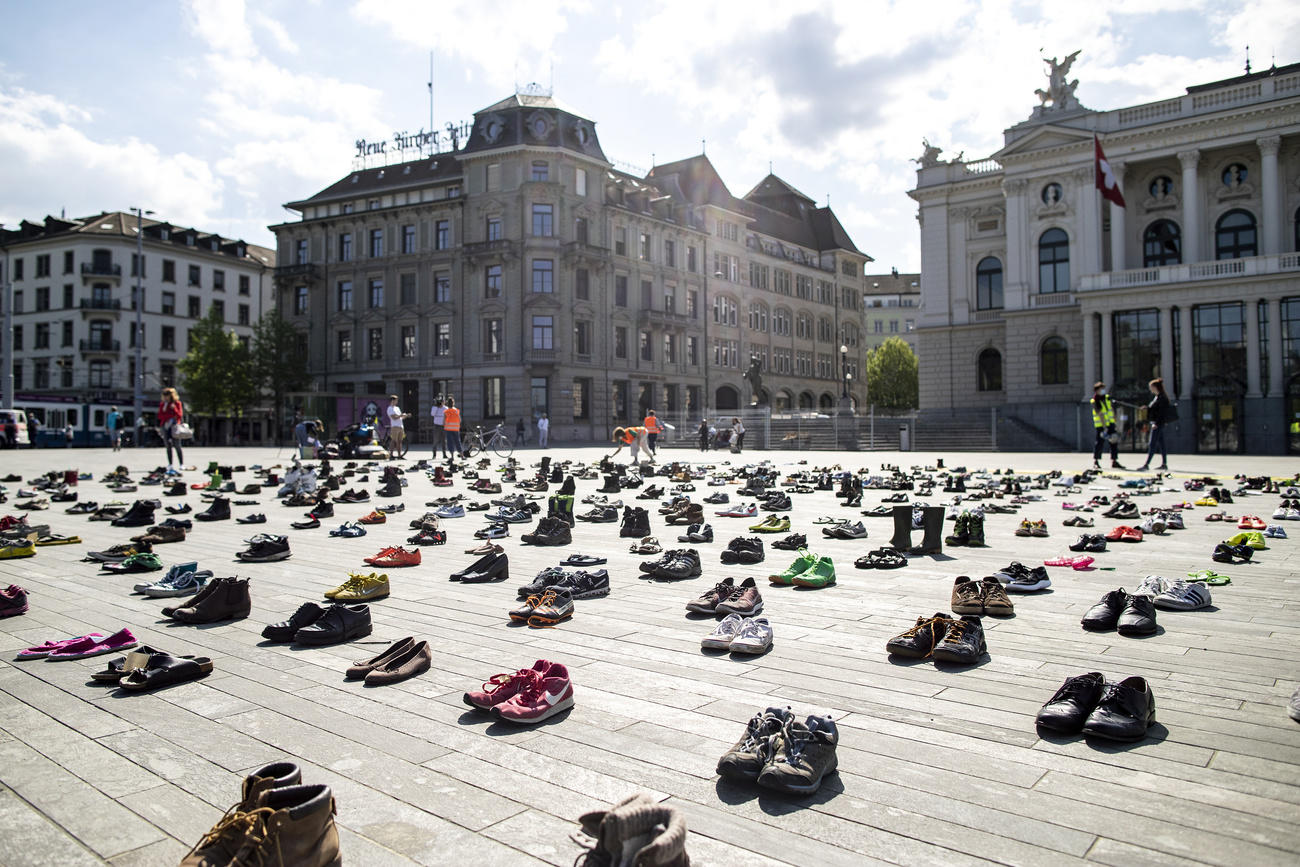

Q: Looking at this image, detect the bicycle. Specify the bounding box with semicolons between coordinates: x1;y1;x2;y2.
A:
377;422;410;458
463;423;513;458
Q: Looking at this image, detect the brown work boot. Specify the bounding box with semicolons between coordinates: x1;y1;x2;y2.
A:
162;577;221;618
172;577;251;624
133;524;186;544
576;793;690;866
183;783;340;867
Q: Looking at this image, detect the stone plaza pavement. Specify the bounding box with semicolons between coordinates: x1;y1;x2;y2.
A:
1;443;1298;866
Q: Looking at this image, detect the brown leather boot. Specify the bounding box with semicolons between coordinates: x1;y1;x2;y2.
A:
133;524;186;544
162;577;221;618
576;793;689;866
173;577;251;623
183;783;341;867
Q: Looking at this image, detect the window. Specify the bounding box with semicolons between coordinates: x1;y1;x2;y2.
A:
434;272;450;303
213;269;225;291
338;280;353;311
976;257;1003;310
484;319;503;355
687;290;698;319
615;227;627;256
575;321;591;355
435;220;450;250
640;330;653;361
35;286;49;311
1040;337;1068;385
1114;309;1162;398
337;331;352;361
773;308;791;336
572;377;590;419
447;185;460;198
61;321;73;347
368;198;380;210
367;327;383;360
977;348;1002;391
485;265;501;298
687;246;698;273
664;239;676;268
239;274;250;295
188;264;201;286
486;217;502;241
663;333;677;363
575;168;587;197
1221;163;1248;187
60;284;70;308
486;163;500;191
369;229;383;257
1142;220;1181;267
532;315;554;349
292;288;306;316
161;325;176;351
614;326;628;359
432;323;451;357
238;304;250;326
575;268;589;300
12;291;20;313
531;260;554;293
86;360;109;388
613;380;628;418
774;269;791;295
531;161;549;182
296;239;308;264
687;336;699;366
368;278;384;308
212;299;225;321
889;320;899;333
532;204;554;236
188;296;201;318
35;254;50;278
63;251;74;274
664;287;676;313
796;275;813;299
531;377;549;416
1038;228;1069;294
1193;302;1245;385
713;296;737;326
399;272;416;306
12;259;22;281
749;303;769;332
483;377;505;418
1215;210;1257;260
339;233;353;261
874;321;883;333
400;224;415;254
640;233;652;260
34;322;49;349
640;280;652;308
574;217;588;245
614;275;628;307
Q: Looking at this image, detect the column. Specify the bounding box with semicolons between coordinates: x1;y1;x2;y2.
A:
1179;305;1195;401
1268;298;1284;398
1246;299;1262;398
1109;162;1127;271
1258;135;1281;256
1075;167;1102;279
1082;312;1097;389
1160;306;1175;384
1001;178;1028;308
1178;150;1201;263
1100;310;1114;388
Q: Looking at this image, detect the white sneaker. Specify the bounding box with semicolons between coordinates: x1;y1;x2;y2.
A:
1154;580;1212;611
728;617;773;654
1139;517;1166;535
1265;524;1288;538
1134;575;1167;597
702;613;745;650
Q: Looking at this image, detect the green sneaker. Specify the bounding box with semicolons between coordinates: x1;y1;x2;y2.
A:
793;556;837;588
769;549;816;585
106;552;163;573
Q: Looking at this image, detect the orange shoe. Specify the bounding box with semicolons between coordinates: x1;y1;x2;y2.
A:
359;510;387;525
364;546;421;567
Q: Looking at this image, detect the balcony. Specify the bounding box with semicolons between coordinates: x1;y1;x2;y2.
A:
1078;252;1300;292
637;308;695;328
525;347;557;367
1028;292;1075;308
562;240;609;262
273;263;320;286
81;262;122;284
463;239;517;262
80;339;121;355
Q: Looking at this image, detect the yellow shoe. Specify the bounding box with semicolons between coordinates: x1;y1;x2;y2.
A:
1194;496;1218;507
330;572;390;601
324;573;365;600
0;539;36;559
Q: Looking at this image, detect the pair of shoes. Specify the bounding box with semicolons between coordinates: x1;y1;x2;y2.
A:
768;549;836;588
1211;542;1253;563
628;535;661;555
134;562;214;597
719;536;763;564
21;627;136;660
364;546;420;567
324;572;390;601
102;552;164;574
114;649;214;692
886;613;986;664
519;516;571;545
854;547;908;569
686;577;763;615
262;601;372;644
702;614;772;653
1044;554;1095;570
1081;589;1157;635
820;519;865;539
717;706;839;794
463;659;574;723
950;576;1014;615
1069;533;1107;552
1105;525;1144;543
770;532;806;551
638;549;702;580
510;588;574;626
346;636;431;685
676;522;714;543
181;762;340;867
451;551;510;583
166;577;252;623
750;514;791;533
1036;672;1156;741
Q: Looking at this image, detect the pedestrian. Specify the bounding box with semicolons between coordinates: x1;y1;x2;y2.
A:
516;417;528;447
429;396;448;458
158;386;186;470
732;417;746;453
1090;381;1123;469
106;405;122;452
1136;378;1172;472
385;394;409;458
610;425;654;464
698;418;710;451
27;415;39;448
643;408;662;453
63;423;74;447
537;413;549;448
443;396;462;459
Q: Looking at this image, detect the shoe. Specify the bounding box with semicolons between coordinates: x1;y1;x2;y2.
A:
516;566;569;599
1005;567;1051;592
102;552;164;573
717;706;794;781
771;532;806;551
1154;579;1211;611
756;714;839;794
686;577;735;614
364;639;431;686
137;565;213;598
329;521;367;537
701;613;746;649
1081;588;1128;631
885;613;951;658
459;552;512;584
0;584;29;617
172;577;252;623
181;783;340;867
236;513;267;525
980;576;1014;615
262;601;327;642
714;578;764;616
791;555;836;588
358;509;387;525
769;549;817;585
195;497;232;521
526;588;575;626
45;627;138;660
492;661;574;723
326;571;390;601
0;538;37;559
1081;676;1156;741
719;536;764;565
950;576;983;614
654;549;702;580
464;659;550;710
930;614;985;664
364;546;420;567
1035;672;1105;733
750;514;790;533
1116;594;1158;636
551;569;609;599
728;617;773;654
238;534;291;562
294;603;372;644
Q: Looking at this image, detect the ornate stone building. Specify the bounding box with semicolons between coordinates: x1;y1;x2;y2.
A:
270;92;872;440
909;59;1300;454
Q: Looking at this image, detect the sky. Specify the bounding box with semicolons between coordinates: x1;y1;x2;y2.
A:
1;0;1296;271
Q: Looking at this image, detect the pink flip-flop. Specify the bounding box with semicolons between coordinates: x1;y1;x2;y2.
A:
46;628;137;661
16;633;104;660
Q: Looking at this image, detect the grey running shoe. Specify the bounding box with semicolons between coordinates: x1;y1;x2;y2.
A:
757;715;839;793
716;706;793;781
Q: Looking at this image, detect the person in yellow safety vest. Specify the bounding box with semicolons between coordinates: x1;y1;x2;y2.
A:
643;409;662;454
610;425;656;464
1091;381;1123;469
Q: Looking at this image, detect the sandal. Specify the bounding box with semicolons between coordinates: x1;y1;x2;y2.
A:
1187;569;1232;585
813;515;847;525
562;554;608;567
118;652;214;691
91;647;194;682
630;536;662;555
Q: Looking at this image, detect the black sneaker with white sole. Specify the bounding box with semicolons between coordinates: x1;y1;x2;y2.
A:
552;569;610;599
237;534;291;562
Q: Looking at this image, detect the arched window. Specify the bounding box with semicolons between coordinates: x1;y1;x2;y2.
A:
976;257;1003;310
1143;220;1181;267
798;391;815;410
1040;337;1069;385
977;348;1002;391
1215;210;1257;260
1038;229;1069;294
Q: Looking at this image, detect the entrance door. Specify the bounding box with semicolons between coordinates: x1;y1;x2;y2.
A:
1195;396;1243;453
1287;376;1300;454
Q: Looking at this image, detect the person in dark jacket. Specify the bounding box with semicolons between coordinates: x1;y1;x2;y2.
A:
1136;378;1171;471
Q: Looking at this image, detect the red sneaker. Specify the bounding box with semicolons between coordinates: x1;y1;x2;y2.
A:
359;510;387;525
1104;526;1128;542
1120;526;1144;543
462;659;549;711
364;546;420;567
492;661;574;724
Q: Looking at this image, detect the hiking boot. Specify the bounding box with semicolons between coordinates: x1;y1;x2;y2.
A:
172;577;251;623
182;783;340;867
195;497;232;521
716;706;793;781
886;612;952;658
757;715;839;794
945;512;970;546
931;614;986;664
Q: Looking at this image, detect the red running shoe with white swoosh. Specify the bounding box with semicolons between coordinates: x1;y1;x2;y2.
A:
491;661;574;724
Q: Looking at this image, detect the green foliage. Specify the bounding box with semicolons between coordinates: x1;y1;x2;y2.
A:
865;337;919;410
252;309;310;433
176;308;257;421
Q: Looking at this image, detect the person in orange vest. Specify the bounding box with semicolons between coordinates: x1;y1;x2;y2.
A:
443;396;462;458
643;409;662;454
610;425;655;464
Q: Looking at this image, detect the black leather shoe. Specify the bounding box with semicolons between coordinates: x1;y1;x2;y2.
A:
1117;594;1158;636
262;602;326;642
1081;589;1128;631
451;551;500;581
1035;672;1105;733
458;553;510;584
294;603;372;645
1081;676;1155;741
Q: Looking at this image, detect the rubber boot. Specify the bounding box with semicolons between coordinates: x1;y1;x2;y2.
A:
890;505;912;551
549;494;575;528
910;506;945;555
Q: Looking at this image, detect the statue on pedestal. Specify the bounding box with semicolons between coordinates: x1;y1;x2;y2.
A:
744;356;769;407
1035;51;1082;111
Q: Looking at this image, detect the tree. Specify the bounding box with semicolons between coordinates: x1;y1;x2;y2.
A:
252;310;311;441
865;337;919;410
177;308;257;440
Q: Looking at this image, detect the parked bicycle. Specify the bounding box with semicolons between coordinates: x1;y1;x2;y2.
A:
463;423;513;458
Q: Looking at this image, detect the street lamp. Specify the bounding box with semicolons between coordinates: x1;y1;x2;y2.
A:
840;343;849;399
131;207;154;444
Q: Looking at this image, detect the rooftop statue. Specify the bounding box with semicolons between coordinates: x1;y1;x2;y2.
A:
1035;50;1082;111
914;138;944;168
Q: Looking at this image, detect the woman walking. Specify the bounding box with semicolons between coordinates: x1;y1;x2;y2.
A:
158;387;186;470
1136;378;1172;472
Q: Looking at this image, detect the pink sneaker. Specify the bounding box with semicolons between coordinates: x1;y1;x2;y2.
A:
492;661;574;724
463;660;549;711
46;628;137;660
16;631;104;659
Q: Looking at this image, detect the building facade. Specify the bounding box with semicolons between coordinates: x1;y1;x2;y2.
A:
270;92;872;441
862;270;920;352
1;212;274;436
909;61;1300;454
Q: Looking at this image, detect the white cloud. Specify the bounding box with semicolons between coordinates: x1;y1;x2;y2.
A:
252;11;299;55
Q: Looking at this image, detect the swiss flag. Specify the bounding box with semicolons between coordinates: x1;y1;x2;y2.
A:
1095;135;1125;208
